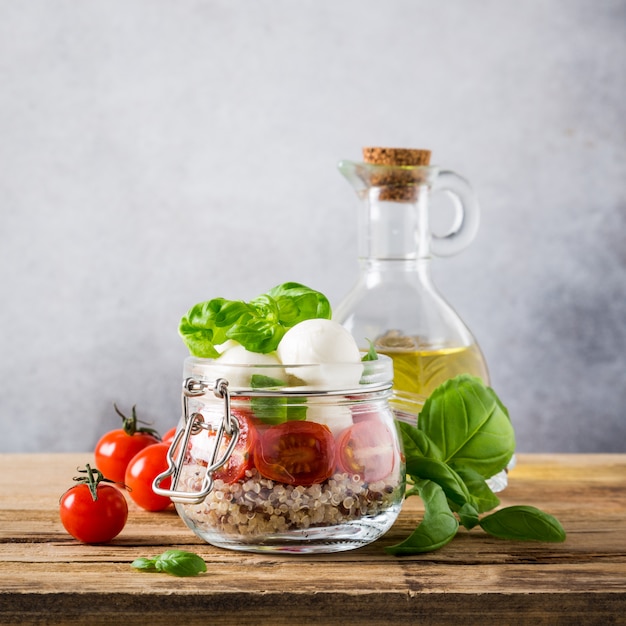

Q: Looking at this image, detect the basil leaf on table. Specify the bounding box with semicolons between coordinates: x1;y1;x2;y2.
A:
405;453;474;510
451;464;501;514
131;550;207;577
129;557;155;571
456;502;480;530
418;375;516;479
479;506;566;542
403;450;481;529
391;375;565;555
386;480;459;555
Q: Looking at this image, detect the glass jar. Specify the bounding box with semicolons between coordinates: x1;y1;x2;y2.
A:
154;354;405;554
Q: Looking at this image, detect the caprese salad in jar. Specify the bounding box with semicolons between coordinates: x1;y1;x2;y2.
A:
171;282;405;539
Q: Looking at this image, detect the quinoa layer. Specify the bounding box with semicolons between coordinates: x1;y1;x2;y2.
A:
178;465;403;536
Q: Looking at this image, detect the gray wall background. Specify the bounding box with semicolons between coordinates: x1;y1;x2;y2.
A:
1;1;625;453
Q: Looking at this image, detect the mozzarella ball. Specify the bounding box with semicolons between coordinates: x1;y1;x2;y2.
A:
211;341;284;389
277;319;363;389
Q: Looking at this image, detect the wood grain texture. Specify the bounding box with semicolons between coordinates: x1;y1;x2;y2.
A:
0;454;625;625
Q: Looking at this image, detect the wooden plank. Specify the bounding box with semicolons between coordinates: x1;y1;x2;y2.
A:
0;453;625;624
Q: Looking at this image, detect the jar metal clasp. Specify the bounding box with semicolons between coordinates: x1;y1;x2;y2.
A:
152;377;240;504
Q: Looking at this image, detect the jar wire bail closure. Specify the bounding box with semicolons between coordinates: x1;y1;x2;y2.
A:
153;377;240;504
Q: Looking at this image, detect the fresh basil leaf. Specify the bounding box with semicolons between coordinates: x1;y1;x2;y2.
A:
178;303;219;358
179;299;251;358
405;455;473;510
248;293;279;314
386;480;459;555
131;550;207;577
397;420;442;460
418;375;515;479
153;550;207;577
251;374;285;388
286;400;307;421
130;557;157;572
400;421;475;508
479;505;566;543
228;315;284;354
211;299;253;328
456;502;480;529
180;283;333;357
250;374;306;424
451;464;500;514
267;282;331;325
361;339;378;362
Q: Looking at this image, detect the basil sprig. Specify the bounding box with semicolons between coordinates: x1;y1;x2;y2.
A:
179;282;331;357
131;550;207;577
249;374;307;425
387;375;566;555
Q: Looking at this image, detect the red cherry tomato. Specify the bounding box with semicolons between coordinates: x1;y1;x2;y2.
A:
336;420;397;482
59;465;128;544
124;443;172;511
162;427;177;445
214;411;257;483
94;404;161;483
254;421;336;486
186;411;257;484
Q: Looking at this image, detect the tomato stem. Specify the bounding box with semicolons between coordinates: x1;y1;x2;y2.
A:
114;403;161;439
72;464;110;501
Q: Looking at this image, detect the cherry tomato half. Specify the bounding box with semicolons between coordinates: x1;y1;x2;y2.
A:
187;410;257;484
124;443;172;511
94;405;161;483
60;471;128;544
336;420;397;483
254;421;336;486
214;410;257;483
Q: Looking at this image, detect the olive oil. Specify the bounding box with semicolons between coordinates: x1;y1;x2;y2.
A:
375;334;489;419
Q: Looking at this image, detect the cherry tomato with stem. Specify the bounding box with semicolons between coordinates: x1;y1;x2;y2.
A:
162;426;178;445
59;464;128;544
125;443;172;511
94;404;161;483
254;421;336;486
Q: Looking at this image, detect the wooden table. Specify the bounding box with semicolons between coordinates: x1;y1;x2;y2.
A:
0;454;625;625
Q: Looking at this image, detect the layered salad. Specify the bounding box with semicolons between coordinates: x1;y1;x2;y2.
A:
172;283;405;549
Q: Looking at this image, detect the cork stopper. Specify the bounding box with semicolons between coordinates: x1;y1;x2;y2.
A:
362;147;431;167
361;147;432;201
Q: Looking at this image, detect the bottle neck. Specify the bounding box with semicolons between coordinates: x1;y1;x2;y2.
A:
358;258;434;287
357;186;432;262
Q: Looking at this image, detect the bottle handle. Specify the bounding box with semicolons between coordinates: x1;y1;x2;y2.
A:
429;170;480;257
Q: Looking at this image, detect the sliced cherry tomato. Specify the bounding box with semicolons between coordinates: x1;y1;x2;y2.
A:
351;405;385;424
336;420;397;482
187;410;257;484
59;465;128;544
124;443;172;511
254;421;336;486
214;410;257;483
94;404;161;483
